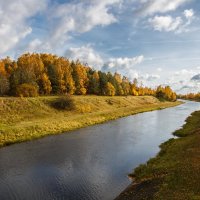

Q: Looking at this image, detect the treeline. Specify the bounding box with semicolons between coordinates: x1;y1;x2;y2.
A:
178;93;200;101
0;53;176;101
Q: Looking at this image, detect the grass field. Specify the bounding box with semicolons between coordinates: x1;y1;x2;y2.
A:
0;95;181;147
116;110;200;200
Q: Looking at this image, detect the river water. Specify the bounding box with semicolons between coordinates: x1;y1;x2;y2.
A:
0;100;200;200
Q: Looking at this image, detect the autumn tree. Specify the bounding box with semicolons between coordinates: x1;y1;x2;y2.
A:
38;73;52;95
114;73;124;95
130;84;138;96
72;61;88;95
1;57;16;76
179;93;200;101
156;85;165;99
106;82;116;96
17;53;44;84
156;85;176;101
121;76;130;96
0;61;7;76
61;58;75;94
0;52;177;99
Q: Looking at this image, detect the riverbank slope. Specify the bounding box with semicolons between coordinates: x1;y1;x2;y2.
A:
0;95;180;147
116;109;200;200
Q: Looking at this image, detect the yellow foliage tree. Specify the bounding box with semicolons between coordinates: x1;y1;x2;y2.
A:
106;82;116;96
40;73;52;95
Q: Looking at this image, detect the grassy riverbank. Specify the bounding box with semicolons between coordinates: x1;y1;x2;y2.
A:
116;110;200;200
0;96;180;147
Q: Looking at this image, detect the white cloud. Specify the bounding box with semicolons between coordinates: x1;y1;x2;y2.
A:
176;83;200;94
146;74;160;81
149;9;195;33
1;1;122;55
27;39;43;52
104;55;144;71
49;0;121;46
174;69;196;76
65;45;104;70
137;0;191;16
126;71;160;84
26;38;52;53
149;15;183;32
102;55;144;81
138;73;160;84
184;9;194;19
0;0;47;55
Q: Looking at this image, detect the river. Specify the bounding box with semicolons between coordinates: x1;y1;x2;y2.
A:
0;100;200;200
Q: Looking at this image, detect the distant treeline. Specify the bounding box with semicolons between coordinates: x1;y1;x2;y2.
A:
178;93;200;101
0;53;176;101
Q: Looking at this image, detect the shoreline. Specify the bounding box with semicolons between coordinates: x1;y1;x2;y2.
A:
0;96;181;148
115;108;200;200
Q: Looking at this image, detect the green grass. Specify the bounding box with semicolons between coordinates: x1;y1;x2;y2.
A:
116;110;200;200
174;111;200;137
0;95;181;147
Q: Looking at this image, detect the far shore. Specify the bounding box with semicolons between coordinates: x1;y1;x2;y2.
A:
0;95;182;147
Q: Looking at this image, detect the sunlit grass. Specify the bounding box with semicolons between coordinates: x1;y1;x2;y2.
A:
0;95;181;147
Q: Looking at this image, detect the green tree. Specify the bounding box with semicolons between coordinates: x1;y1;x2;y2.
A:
0;74;9;95
98;71;108;95
87;70;100;95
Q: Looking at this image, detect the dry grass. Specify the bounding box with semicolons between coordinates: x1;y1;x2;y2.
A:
0;95;181;147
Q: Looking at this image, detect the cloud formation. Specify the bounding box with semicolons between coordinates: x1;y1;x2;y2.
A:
184;9;194;18
137;0;191;16
149;15;183;32
148;9;194;33
65;45;104;70
102;55;148;81
49;0;121;46
0;0;47;55
146;74;160;81
103;56;144;71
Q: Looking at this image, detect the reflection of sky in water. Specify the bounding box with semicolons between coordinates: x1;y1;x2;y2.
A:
0;101;200;200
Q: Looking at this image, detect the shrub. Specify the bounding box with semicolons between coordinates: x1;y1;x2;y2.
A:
16;83;39;97
52;95;75;110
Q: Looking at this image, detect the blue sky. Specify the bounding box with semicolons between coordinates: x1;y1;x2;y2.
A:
0;0;200;93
